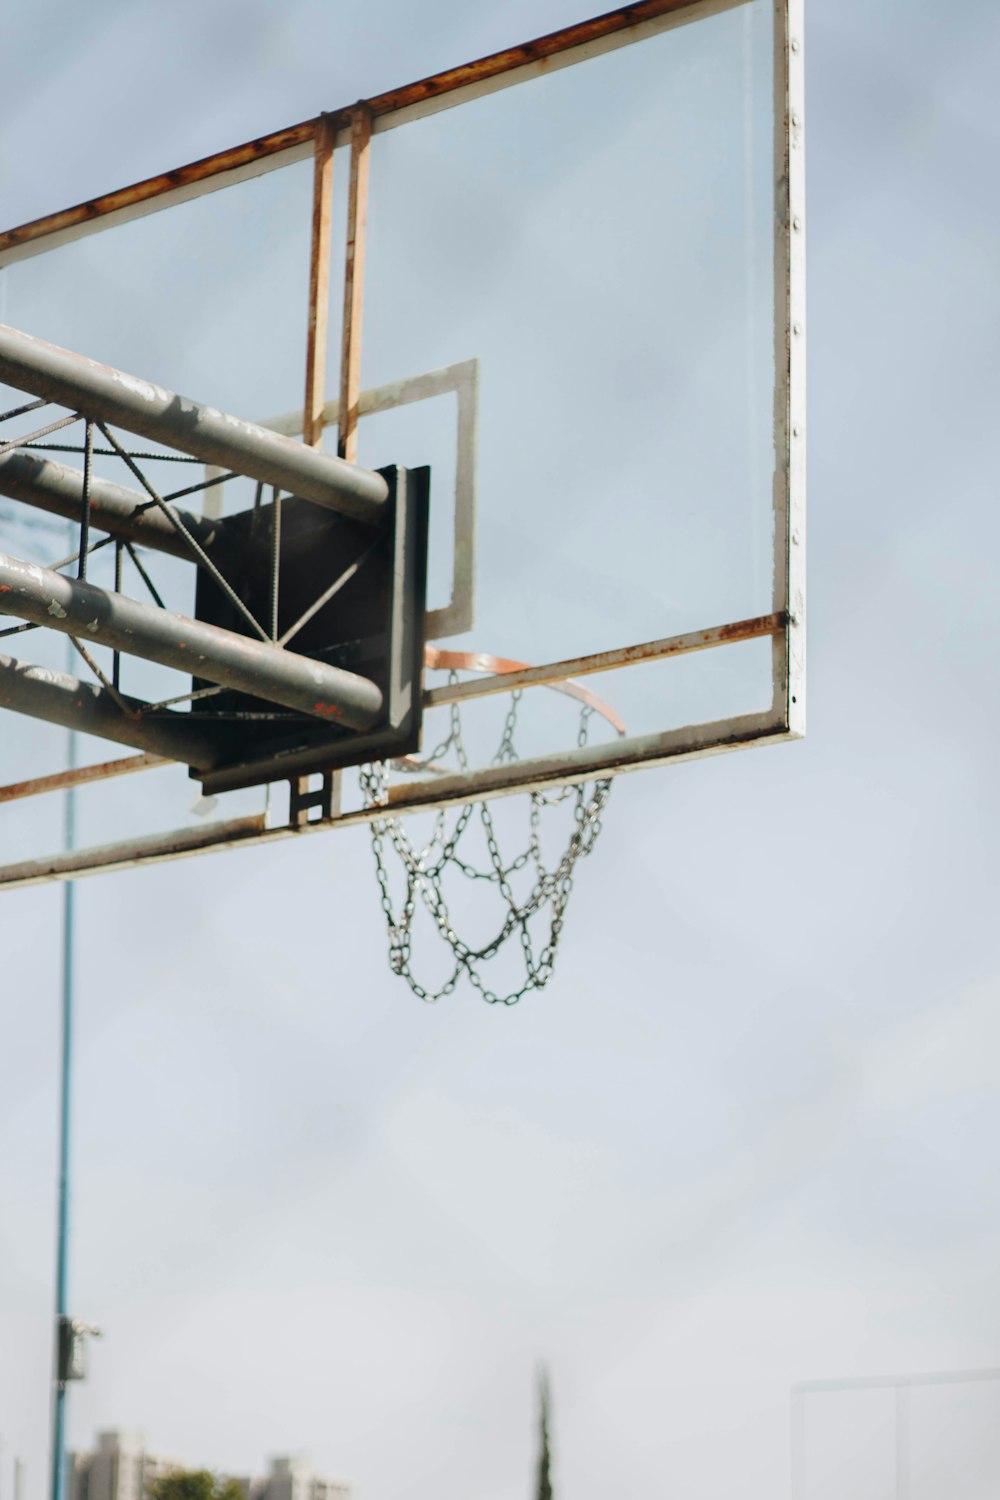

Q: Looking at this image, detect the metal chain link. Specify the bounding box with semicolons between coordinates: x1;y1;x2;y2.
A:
360;679;611;1005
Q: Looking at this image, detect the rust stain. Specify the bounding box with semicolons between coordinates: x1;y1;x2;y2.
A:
0;813;268;884
0;0;718;257
423;614;787;726
365;0;701;113
0;752;166;805
0;122;316;255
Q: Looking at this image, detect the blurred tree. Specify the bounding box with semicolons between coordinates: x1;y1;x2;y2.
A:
148;1470;243;1500
535;1366;553;1500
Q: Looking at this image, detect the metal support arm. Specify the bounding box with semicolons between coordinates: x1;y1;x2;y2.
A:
0;551;384;729
0;323;389;525
0;450;231;562
0;653;225;766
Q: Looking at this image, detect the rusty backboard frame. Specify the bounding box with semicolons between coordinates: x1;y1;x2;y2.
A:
0;0;805;888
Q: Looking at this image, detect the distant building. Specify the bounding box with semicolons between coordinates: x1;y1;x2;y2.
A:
250;1456;350;1500
69;1434;350;1500
69;1432;179;1500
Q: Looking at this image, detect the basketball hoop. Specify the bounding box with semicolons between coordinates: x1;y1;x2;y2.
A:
360;648;625;1005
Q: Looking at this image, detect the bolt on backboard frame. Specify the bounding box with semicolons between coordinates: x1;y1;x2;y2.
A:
0;0;805;889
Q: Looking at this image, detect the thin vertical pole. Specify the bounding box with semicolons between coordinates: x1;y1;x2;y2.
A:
112;542;123;690
790;1390;804;1500
534;1366;553;1500
338;105;372;464
741;4;762;603
304;115;336;450
895;1384;909;1500
270;486;281;641
51;593;78;1500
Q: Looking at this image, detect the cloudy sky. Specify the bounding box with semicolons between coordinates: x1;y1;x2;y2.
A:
2;1;1000;1497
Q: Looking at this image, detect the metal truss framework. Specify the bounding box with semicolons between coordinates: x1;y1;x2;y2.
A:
0;325;432;795
0;345;394;744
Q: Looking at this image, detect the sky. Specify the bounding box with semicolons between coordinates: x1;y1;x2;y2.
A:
2;1;1000;1498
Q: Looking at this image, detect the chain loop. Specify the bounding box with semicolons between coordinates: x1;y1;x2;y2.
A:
361;677;611;1005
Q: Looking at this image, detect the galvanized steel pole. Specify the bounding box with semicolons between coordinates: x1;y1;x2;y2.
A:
0;655;227;767
50;589;77;1500
0;324;389;525
49;731;74;1500
0;552;384;730
0;451;231;563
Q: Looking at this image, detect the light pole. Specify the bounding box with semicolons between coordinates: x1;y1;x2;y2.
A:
50;637;77;1500
49;519;101;1500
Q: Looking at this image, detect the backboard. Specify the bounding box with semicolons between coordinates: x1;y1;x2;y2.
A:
0;0;805;889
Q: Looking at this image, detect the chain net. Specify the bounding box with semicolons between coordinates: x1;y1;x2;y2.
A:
360;674;612;1005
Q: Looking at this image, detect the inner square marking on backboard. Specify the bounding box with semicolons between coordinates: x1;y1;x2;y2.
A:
240;357;478;642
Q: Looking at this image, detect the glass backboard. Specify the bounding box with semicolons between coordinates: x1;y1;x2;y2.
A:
0;0;804;887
